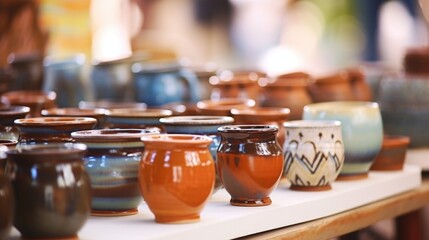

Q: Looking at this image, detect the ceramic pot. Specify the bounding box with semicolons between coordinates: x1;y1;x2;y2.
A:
370;135;410;171
0;105;30;140
78;100;147;110
347;68;373;101
160;115;234;193
72;128;160;216
230;107;290;147
283;120;345;191
209;72;261;104
196;98;255;116
2;90;57;117
132;60;201;107
6;143;91;239
0;146;13;240
15;117;97;145
104;108;172;131
7;52;44;91
139;134;215;223
303;101;383;180
42;107;107;129
260;72;312;120
217;125;283;206
308;71;355;102
161;101;199;116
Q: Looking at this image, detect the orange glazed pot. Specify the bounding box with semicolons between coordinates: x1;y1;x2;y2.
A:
139;134;215;223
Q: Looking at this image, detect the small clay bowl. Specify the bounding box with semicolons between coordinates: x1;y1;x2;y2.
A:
370;135;410;171
41;107;107;129
104;108;172;130
196;98;255;116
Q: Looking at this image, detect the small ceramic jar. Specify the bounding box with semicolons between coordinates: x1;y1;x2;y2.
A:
0;105;30;140
71;128;160;216
283;120;345;191
0;145;13;240
14;117;97;145
2;90;57;117
6;143;91;239
370;135;410;171
160;115;234;193
303;101;383;180
104;108;172;131
139;134;215;223
217;125;284;206
196;98;255;116
42;107;107;129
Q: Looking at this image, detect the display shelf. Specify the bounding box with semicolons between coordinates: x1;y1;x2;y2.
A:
9;165;421;240
406;148;429;170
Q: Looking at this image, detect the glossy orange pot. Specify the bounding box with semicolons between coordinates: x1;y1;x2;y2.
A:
139;134;215;223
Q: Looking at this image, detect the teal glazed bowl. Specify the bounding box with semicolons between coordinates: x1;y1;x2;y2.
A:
71;128;160;216
303;101;383;180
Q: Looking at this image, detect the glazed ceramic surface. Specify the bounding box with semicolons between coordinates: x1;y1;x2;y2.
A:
6;143;91;239
2;90;57;117
0;105;30;140
303;101;383;179
283;120;345;191
217;125;283;206
196;98;256;116
0;146;13;240
370;135;410;171
41;107;107;129
139;134;215;223
14;117;97;145
105;108;172;131
71;128;160;216
160;115;234;193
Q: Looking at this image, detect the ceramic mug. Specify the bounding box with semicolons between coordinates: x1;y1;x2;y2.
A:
303;101;383;180
283;120;345;191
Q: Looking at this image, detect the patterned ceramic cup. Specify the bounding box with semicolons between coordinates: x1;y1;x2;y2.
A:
283;120;345;191
303;101;383;180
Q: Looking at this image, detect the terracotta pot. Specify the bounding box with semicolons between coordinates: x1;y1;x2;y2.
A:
230;107;290;147
2;90;57;117
0;146;13;240
42;107;107;129
104;108;172;131
72;128;160;216
160;115;235;193
6;143;91;239
14;117;97;145
347;67;373;101
210;76;260;103
196;98;255;116
0;105;30;141
217;125;283;206
308;71;355;102
260;72;312;120
139;134;215;223
370;135;410;171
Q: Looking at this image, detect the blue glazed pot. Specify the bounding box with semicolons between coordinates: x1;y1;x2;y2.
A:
71;128;160;216
160;115;234;192
303;101;383;180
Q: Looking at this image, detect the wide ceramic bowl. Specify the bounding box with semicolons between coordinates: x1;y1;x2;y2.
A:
303;101;383;180
283;120;345;191
72;128;160;216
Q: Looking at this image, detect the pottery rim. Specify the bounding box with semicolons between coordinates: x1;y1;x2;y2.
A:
71;128;160;140
0;105;31;115
14;117;98;126
283;120;342;128
303;101;379;112
217;125;278;133
141;134;212;145
160;116;234;125
41;108;107;117
105;108;173;117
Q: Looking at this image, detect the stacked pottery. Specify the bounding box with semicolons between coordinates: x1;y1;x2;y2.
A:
217;125;283;206
0;105;30;140
6;143;91;239
196;98;255;116
42;107;108;129
0;145;13;240
2;90;57;117
283;120;345;191
14;117;97;145
72;128;160;216
303;101;383;180
104;108;172;131
139;134;215;223
160;115;234;192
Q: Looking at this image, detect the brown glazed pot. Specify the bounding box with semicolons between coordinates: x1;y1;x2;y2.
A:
308;71;355;102
41;107;107;129
139;134;215;223
260;72;312;120
6;143;91;239
2;90;57;117
0;105;30;141
217;125;284;206
0;145;13;240
196;98;256;116
71;128;160;216
230;107;290;147
370;135;410;171
104;108;172;131
14;117;97;145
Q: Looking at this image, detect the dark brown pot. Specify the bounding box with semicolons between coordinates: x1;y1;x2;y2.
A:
0;105;30;141
0;146;13;240
6;143;91;239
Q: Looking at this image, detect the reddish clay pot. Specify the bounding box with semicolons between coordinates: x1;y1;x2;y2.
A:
196;98;255;116
370;135;410;171
139;134;215;223
260;72;312;120
230;107;290;147
217;125;284;206
42;107;107;129
2;90;57;117
308;71;355;102
209;76;260;104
